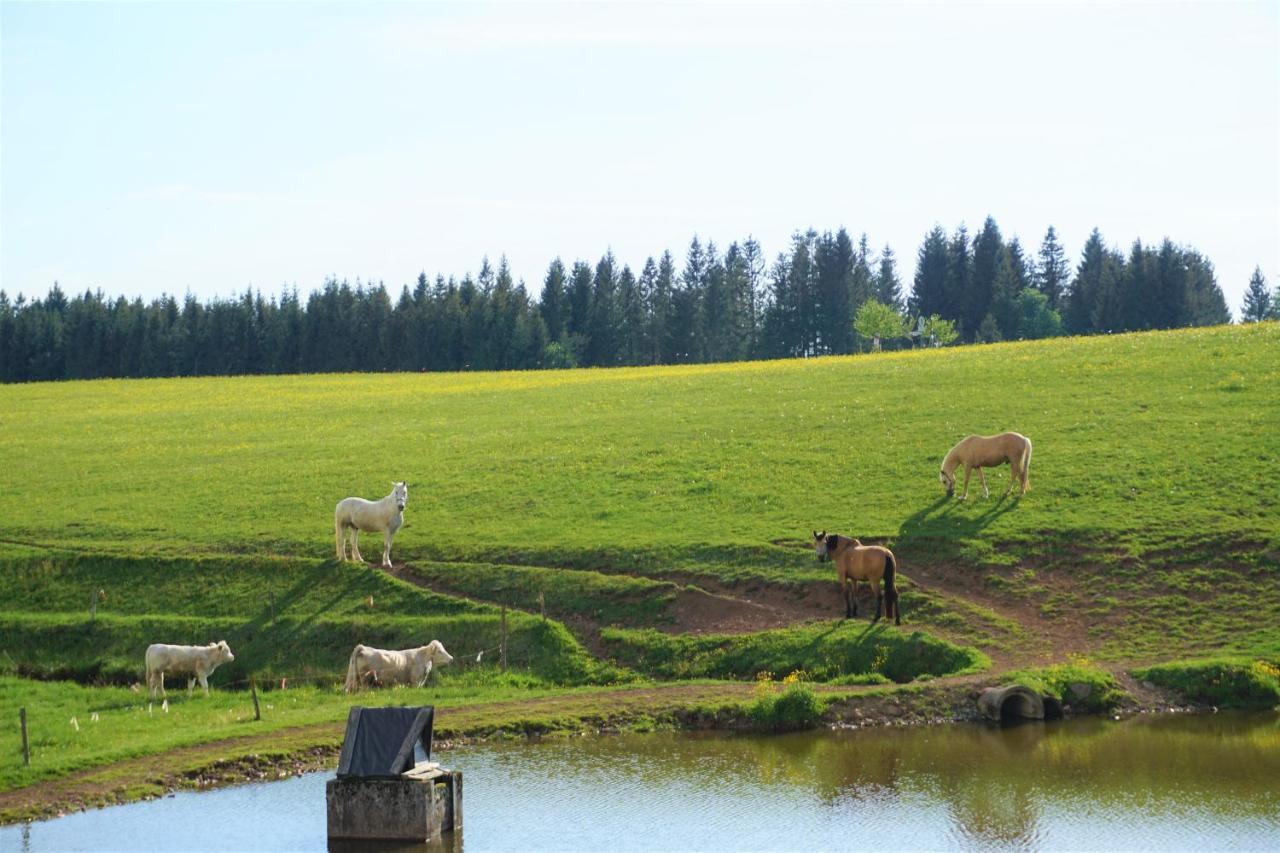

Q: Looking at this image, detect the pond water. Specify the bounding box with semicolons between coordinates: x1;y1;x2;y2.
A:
4;712;1278;852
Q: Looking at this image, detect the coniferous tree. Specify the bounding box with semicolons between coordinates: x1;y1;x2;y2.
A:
1182;251;1230;327
586;251;621;366
976;313;1002;343
720;242;754;362
967;217;1003;338
814;229;855;354
1241;267;1272;322
650;251;677;363
617;265;645;365
539;258;569;342
991;238;1030;339
741;236;766;356
1034;226;1070;309
1120;240;1157;331
909;226;949;322
874;244;903;312
944;225;972;337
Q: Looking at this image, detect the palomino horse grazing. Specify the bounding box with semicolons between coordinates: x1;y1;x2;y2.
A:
335;482;407;567
813;532;901;625
939;432;1033;500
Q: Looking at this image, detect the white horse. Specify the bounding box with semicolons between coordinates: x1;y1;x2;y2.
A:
335;482;407;567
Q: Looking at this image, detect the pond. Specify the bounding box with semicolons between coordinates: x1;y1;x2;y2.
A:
4;712;1278;852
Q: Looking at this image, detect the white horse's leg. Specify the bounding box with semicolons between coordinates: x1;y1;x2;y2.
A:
336;521;346;561
978;468;989;499
383;531;393;567
352;530;364;563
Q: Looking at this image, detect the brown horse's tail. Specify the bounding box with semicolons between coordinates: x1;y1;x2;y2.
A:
884;552;901;624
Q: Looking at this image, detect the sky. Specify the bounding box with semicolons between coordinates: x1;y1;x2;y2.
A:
2;1;1277;316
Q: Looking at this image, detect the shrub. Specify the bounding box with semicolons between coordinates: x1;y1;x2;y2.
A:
1134;658;1280;709
748;672;825;732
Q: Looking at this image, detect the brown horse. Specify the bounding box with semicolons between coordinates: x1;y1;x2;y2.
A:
813;531;901;625
939;432;1033;500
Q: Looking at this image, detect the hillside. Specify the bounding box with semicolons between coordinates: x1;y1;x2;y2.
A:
1;324;1275;665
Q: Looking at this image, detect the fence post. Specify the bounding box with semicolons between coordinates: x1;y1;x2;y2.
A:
500;605;508;673
251;680;261;721
20;707;30;766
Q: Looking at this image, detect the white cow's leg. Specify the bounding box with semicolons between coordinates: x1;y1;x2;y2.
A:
199;673;210;695
352;530;364;563
159;672;167;698
187;677;196;696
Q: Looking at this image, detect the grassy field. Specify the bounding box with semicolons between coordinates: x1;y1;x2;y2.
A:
1;324;1275;564
1;323;1277;810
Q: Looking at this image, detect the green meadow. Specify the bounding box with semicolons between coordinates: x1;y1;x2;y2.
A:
1;323;1278;808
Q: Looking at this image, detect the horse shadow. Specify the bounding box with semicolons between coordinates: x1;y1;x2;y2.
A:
894;493;1021;559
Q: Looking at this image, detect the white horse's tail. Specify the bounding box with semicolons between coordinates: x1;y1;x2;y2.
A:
344;645;363;693
1020;439;1033;493
334;507;345;560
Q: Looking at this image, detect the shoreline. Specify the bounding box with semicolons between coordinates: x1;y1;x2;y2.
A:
0;676;1216;827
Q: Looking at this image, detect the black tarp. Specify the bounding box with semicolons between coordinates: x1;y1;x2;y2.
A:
335;706;434;779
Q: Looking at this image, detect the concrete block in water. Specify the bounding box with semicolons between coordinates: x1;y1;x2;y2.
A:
326;771;461;841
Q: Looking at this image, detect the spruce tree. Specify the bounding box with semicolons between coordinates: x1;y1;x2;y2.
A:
651;251;677;363
909;226;949;322
967;217;1003;338
586;251;620;366
814;229;856;354
1241;267;1272;322
874;243;903;312
539;258;568;342
944;225;972;337
1034;226;1070;309
566;260;594;359
1182;251;1230;327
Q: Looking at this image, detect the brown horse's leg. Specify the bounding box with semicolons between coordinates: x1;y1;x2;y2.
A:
978;468;989;499
873;586;883;622
960;466;972;500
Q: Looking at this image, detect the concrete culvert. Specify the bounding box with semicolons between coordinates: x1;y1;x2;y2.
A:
977;686;1051;723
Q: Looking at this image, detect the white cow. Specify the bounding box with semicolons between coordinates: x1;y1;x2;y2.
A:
335;482;407;568
344;641;453;692
145;640;235;698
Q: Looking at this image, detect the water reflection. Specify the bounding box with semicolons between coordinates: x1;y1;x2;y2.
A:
2;712;1277;852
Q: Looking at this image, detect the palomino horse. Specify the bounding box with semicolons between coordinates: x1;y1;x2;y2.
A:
813;531;901;625
335;482;407;567
939;432;1032;500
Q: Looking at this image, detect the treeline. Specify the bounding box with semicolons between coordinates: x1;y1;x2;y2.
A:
0;217;1265;383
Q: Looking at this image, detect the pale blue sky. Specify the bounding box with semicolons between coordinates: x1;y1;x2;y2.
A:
3;1;1277;315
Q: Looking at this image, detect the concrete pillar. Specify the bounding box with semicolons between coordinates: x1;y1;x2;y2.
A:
326;770;462;842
